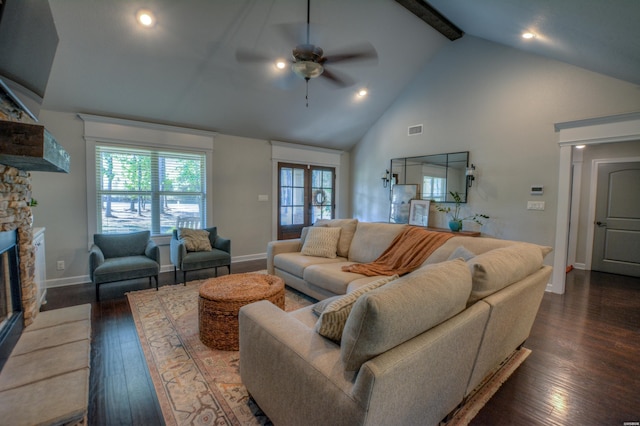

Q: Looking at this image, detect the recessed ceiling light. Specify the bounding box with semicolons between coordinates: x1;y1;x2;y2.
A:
275;60;287;70
136;9;156;28
522;32;536;39
357;89;368;97
575;145;586;149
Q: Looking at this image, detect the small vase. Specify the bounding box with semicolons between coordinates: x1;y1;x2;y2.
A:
448;220;462;232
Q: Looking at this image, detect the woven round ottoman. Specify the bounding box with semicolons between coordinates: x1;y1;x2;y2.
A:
198;273;285;350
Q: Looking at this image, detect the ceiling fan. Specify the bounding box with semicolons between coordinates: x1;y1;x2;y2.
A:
236;0;378;105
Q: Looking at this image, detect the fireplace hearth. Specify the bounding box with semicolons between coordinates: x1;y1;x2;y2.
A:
0;230;22;370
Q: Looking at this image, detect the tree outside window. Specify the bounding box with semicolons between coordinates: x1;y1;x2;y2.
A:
96;145;206;235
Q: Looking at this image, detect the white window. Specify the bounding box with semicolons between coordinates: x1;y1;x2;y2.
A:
95;144;206;235
422;176;446;201
81;114;215;246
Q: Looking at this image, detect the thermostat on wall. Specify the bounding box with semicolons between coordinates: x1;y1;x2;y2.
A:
530;185;544;195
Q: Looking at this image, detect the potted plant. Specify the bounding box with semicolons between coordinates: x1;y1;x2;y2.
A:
435;191;489;232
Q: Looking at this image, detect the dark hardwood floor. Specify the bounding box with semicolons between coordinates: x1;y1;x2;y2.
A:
43;265;639;426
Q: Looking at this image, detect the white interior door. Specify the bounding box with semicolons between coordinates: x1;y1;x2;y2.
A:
592;162;640;276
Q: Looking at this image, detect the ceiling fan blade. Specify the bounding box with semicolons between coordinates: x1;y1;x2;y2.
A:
321;42;378;65
320;67;355;88
235;49;275;64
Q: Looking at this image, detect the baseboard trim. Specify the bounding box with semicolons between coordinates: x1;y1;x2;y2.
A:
232;253;267;263
45;254;267;288
46;275;90;288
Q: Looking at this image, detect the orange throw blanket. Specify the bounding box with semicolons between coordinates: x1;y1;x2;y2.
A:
342;227;455;276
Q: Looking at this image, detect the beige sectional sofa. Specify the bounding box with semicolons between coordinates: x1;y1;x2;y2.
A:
242;219;552;425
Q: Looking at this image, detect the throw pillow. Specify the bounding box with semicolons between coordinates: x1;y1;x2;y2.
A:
314;218;358;258
447;245;476;261
312;295;341;316
315;274;398;342
301;226;342;259
178;228;213;252
299;223;327;249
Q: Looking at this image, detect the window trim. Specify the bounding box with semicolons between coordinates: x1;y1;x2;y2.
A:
80;114;216;249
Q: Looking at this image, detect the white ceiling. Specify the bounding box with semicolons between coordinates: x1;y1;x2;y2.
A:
34;0;640;150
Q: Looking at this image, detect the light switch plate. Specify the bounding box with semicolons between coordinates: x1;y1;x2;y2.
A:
527;201;545;210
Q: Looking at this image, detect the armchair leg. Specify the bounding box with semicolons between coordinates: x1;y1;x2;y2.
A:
96;284;100;302
183;271;187;286
174;266;177;283
154;275;159;291
227;264;231;275
215;267;218;277
148;276;152;288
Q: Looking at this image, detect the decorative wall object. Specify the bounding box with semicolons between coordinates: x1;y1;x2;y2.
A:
389;184;417;224
408;199;430;226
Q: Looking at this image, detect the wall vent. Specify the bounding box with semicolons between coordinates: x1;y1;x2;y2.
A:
408;124;423;136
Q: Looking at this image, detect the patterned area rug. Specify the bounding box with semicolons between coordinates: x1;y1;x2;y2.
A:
127;273;530;426
443;347;531;425
126;274;314;426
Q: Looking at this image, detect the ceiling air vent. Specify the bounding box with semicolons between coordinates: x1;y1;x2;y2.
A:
408;124;423;136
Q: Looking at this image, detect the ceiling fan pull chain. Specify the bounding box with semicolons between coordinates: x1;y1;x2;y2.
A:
305;79;310;107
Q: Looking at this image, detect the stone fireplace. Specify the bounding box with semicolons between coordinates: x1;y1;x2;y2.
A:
0;79;69;363
0;164;37;326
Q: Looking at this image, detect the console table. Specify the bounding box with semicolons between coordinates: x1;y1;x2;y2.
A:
421;226;481;237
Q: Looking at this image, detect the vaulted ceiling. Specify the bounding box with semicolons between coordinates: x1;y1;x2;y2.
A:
3;0;640;150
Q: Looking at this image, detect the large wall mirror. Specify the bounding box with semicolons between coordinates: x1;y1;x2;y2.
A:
390;151;469;203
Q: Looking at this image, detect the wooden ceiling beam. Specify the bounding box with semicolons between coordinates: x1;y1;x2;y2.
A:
395;0;464;41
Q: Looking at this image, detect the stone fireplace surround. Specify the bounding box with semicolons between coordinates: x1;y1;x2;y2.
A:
0;163;37;327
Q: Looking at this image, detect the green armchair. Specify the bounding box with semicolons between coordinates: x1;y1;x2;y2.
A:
89;231;160;301
170;226;231;284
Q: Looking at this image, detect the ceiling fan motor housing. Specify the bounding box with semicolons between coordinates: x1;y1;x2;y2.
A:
293;44;324;62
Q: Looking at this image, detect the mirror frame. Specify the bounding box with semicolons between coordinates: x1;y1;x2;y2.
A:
390;151;469;203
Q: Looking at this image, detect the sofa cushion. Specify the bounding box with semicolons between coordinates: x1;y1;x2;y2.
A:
274;252;346;278
341;258;472;371
304;262;365;295
348;222;406;263
178;228;213;252
94;230;149;258
467;243;550;305
93;256;159;284
314;219;358;258
315;275;398;342
301;227;342;259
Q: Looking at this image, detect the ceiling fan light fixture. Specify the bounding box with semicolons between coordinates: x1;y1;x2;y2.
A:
291;61;324;79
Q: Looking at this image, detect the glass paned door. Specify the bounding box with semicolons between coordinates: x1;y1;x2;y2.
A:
278;163;335;239
311;168;334;223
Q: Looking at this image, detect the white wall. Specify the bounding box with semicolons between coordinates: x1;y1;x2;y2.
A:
351;36;640;263
30;111;350;286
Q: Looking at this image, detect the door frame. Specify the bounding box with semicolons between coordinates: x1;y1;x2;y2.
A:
276;162;336;239
270;141;344;241
554;112;640;294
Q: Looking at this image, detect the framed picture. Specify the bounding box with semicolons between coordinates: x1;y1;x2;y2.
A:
408;199;431;226
389;184;418;224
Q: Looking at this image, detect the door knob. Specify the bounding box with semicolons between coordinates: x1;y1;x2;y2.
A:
596;221;607;227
